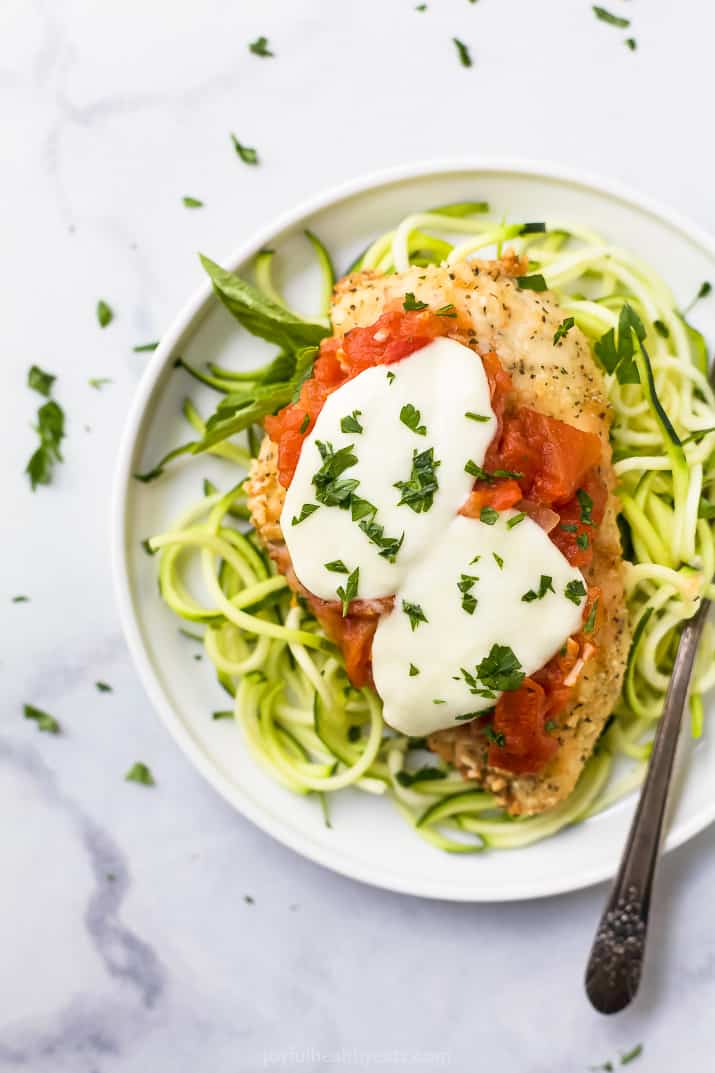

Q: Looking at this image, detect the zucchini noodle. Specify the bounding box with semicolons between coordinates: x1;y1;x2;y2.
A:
149;204;715;852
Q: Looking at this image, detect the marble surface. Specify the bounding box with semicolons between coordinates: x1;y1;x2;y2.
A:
2;1;715;1070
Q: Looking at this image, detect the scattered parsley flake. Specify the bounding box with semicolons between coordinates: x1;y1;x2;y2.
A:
325;560;349;574
231;133;259;165
517;274;547;292
620;1044;643;1065
299;413;310;434
340;410;363;434
409;663;420;676
432;698;446;704
133;341;159;352
23;703;60;734
95;681;112;693
28;365;56;397
336;566;359;617
12;595;30;603
553;316;575;345
625;37;637;50
465;411;489;423
26;399;65;491
461;592;478;615
583;598;599;633
493;553;504;569
484;725;506;747
436;303;457;317
395;447;441;513
291;503;319;526
403;599;428;631
399;403;427;436
141;538;156;556
212;710;233;720
577;531;590;550
88;377;112;390
522;575;555;602
453;37;473;67
312;441;359;507
416;2;427;9
653;319;669;338
476;645;524;692
507;512;526;529
125;762;155;786
386;370;396;384
479;506;499;525
577;488;594;525
592;6;630;29
565;579;587;605
97;300;113;327
403;292;428;311
249;36;274;57
182;196;204;208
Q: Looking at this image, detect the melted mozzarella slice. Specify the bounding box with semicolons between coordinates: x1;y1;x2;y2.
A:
282;338;497;600
371;511;585;737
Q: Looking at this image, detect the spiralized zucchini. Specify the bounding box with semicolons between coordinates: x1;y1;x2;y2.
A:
148;205;715;852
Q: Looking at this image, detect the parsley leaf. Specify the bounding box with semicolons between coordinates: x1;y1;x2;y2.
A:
403;600;428;631
409;663;420;676
299;413;310;434
625;37;637;50
522;575;554;602
28;365;56;397
620;1044;643;1065
26;399;65;491
462;592;478;615
249;36;274;57
231;133;259;165
484;725;506;747
403;292;428;311
88;377;112;390
336;566;359;617
493;553;504;569
479;506;499;525
507;512;526;528
97;300;113;327
565;579;587;605
395;447;441;513
592;6;630;28
340;410;363;434
291;503;319;526
133;341;159;352
12;595;30;603
475;644;525;692
583;598;599;633
517;274;547;292
312;441;359;507
325;560;349;573
453;37;473;67
399;403;427;436
23;703;60;734
465;411;489;423
212;710;233;720
553;316;575;346
577;488;594;525
436;303;457;317
125;762;155;786
182;196;204;208
386;370;396;384
95;681;112;693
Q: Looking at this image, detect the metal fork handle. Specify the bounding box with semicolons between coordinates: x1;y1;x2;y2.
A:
584;596;710;1014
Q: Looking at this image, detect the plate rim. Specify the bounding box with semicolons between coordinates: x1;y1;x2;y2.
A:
112;156;715;902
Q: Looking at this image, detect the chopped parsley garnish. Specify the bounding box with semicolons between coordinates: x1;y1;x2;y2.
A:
249;35;274;57
23;703;60;734
325;560;349;573
516;274;547;292
560;522;577;533
565;579;587;605
12;595;30;603
653;319;669;338
95;681;112;693
125;762;155;786
432;698;446;704
507;512;526;528
519;222;546;235
583;598;599;633
453;37;473;67
403;292;428;311
409;663;420;676
592;6;630;28
465;411;490;423
96;299;113;327
553;316;575;345
577;531;590;550
212;710;233;720
179;628;203;642
465;459;484;478
684;280;712;313
88;377;112;390
28;365;56;397
436;303;457;317
133;341;159;352
577;487;594;525
625;37;637;50
620;1044;643;1065
469;554;481;564
299;413;310;434
141;538;156;555
395;447;441;513
458;575;478;615
291;503;319;526
475;644;525;692
484;725;506;747
522;575;555;602
461;592;478;615
493;553;504;569
230;133;259;165
182;196;204;208
336;566;359;617
479;506;499;525
350;496;404;561
312;440;359;507
416;3;427;9
26;399;65;492
399;403;427;436
340;410;363;434
396;766;445;788
386;370;396;384
403;599;428;631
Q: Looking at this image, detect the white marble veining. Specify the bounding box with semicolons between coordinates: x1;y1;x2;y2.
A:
2;2;715;1070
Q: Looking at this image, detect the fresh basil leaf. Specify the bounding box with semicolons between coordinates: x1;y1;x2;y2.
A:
28;365;56;397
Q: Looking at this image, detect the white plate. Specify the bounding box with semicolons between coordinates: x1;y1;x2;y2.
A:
112;159;715;902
